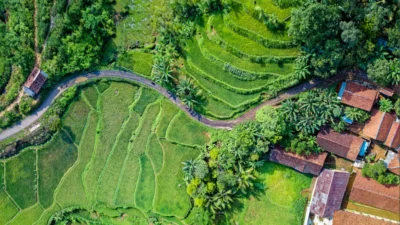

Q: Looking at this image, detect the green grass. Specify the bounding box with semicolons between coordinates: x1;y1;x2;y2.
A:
82;85;99;109
131;101;161;157
134;155;156;212
5;150;37;209
187;40;269;90
114;153;140;207
37;131;78;208
84;83;137;203
8;203;44;225
226;10;292;41
0;162;20;225
210;15;298;57
154;141;199;218
200;32;295;75
146;134;164;174
133;87;160;115
56;112;98;209
62;96;91;144
117;50;154;77
226;162;311;225
156;99;180;138
239;0;294;21
96;112;140;207
185;62;260;107
166;111;211;147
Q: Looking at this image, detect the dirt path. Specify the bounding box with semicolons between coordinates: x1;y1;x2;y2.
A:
33;0;41;66
0;70;345;141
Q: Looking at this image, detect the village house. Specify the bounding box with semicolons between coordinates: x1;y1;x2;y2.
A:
384;151;400;175
349;169;400;214
384;121;400;151
23;67;48;97
337;81;379;111
310;169;350;218
269;146;328;176
317;128;369;161
333;210;397;225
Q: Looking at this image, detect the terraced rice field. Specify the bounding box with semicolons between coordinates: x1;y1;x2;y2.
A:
185;1;300;119
0;81;213;224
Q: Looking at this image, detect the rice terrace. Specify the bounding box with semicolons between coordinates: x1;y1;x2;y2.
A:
0;0;399;225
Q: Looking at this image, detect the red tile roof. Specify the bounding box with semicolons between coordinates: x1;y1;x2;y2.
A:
24;68;47;94
384;122;400;149
310;169;350;218
333;210;397;225
363;109;396;142
341;82;378;111
387;153;400;175
269;147;328;176
317;128;363;161
379;87;395;97
349;170;400;213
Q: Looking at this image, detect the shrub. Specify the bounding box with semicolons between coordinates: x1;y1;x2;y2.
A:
344;107;370;123
395;99;400;116
362;161;400;185
379;98;394;113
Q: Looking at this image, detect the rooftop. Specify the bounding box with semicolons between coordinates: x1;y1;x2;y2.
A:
317;128;364;161
333;210;397;225
349;169;400;214
340;82;378;111
386;152;400;175
384;121;400;150
24;68;48;95
269;147;328;176
363;109;396;142
310;169;350;218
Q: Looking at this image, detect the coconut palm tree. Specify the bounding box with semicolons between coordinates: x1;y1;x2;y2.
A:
177;79;200;109
153;55;174;85
236;165;255;194
182;159;197;182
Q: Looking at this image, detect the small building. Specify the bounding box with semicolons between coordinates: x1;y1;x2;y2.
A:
385;151;400;175
269;146;328;176
349;170;400;214
310;169;350;218
333;210;397;225
384;121;400;151
337;81;379;111
317;128;369;161
363;109;397;142
24;68;48;97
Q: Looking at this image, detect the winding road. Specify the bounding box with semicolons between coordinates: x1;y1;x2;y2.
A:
0;70;343;141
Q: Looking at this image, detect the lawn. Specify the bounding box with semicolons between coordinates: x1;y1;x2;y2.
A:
224;162;311;225
117;50;154;77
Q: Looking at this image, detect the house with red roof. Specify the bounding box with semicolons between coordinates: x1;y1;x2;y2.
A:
269;146;328;176
333;210;397;225
337;81;379;111
385;151;400;175
363;109;399;150
317;128;369;161
349;169;400;214
24;67;48;97
310;169;350;218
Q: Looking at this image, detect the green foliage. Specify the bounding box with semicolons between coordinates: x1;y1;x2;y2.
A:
344;107;370;123
379;98;394;113
42;0;114;82
117;50;154;77
367;58;395;86
395;99;400;116
362;161;400;185
283;133;322;156
280;89;342;135
177;79;201;109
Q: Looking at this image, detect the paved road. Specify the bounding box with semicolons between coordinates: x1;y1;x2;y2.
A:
0;70;341;141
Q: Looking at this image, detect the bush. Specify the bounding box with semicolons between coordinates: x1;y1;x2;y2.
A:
362;161;400;185
379;98;394;113
395;99;400;116
344;107;370;123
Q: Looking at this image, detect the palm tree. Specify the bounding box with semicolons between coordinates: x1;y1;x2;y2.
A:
182;159;197;182
236;165;255;194
379;98;394;113
206;189;234;213
177;79;199;109
294;62;310;80
281;99;299;123
153;55;174;85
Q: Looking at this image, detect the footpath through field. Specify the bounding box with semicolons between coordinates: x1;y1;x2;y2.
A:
0;70;343;141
